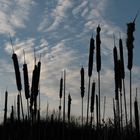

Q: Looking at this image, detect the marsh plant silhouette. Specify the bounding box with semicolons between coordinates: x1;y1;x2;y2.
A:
0;17;140;140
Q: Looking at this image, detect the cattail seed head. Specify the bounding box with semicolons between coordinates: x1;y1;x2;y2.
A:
59;77;63;99
23;63;30;99
12;53;22;91
88;35;95;77
119;39;125;79
96;25;101;72
80;67;85;98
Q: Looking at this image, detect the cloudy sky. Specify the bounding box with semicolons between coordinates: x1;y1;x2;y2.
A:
0;0;140;122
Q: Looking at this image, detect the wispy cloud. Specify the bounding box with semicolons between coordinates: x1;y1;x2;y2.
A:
0;0;35;35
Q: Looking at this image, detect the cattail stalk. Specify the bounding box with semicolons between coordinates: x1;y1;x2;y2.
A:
126;15;137;128
113;45;120;129
96;25;101;125
87;34;95;124
80;67;85;127
4;90;8;124
10;34;24;121
90;81;95;126
63;70;66;123
59;74;63;120
23;50;30;119
118;60;123;129
119;38;128;126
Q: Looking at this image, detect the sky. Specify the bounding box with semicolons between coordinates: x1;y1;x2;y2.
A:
0;0;140;123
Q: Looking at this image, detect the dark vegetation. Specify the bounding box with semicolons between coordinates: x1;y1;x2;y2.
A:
0;16;140;140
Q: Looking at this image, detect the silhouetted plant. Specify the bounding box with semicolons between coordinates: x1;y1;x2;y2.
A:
80;66;85;127
96;25;101;125
87;34;95;124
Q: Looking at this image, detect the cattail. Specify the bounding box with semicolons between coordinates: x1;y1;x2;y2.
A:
23;50;30;99
88;34;95;77
126;13;138;128
30;64;38;110
12;53;22;91
90;82;95;113
9;34;22;92
117;60;122;91
96;25;101;125
119;39;125;79
113;45;120;129
63;70;66;123
35;60;41;97
59;75;63;120
90;82;95;126
80;67;84;127
59;77;63;99
80;66;85;98
126;22;135;70
96;25;101;72
4;90;8;124
23;63;30;99
119;38;128;126
113;47;119;100
87;34;95;124
68;94;72;123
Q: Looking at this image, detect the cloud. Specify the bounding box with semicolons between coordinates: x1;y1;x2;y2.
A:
0;0;35;35
38;0;72;32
